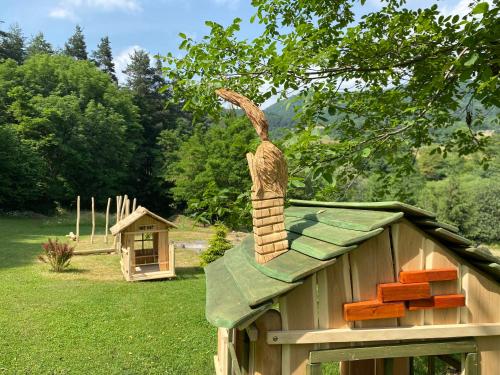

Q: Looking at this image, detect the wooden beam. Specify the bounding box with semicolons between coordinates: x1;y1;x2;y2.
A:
408;294;465;311
266;323;500;345
377;282;431;302
74;248;115;255
343;300;405;321
399;268;457;283
308;340;477;363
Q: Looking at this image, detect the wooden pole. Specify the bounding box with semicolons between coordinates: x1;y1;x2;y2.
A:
117;195;123;222
125;198;130;217
91;197;95;244
132;198;137;212
114;195;121;248
76;196;80;243
105;197;111;244
120;194;128;219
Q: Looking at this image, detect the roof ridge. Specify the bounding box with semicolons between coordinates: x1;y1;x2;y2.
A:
289;199;436;218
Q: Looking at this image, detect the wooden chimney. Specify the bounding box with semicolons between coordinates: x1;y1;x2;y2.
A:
216;89;288;264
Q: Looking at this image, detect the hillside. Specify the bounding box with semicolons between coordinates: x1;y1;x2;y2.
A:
264;95;500;136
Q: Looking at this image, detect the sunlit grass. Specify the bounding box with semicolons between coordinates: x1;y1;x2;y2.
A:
0;215;216;374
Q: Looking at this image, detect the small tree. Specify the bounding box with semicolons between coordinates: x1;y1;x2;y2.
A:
64;25;87;60
200;223;232;266
38;238;74;272
92;36;117;82
26;32;53;56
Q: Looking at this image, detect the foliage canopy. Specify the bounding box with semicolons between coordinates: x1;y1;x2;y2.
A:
0;54;142;210
163;0;499;192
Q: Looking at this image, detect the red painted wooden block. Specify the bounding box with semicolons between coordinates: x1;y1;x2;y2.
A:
377;282;431;302
344;300;405;321
408;294;466;311
399;268;458;284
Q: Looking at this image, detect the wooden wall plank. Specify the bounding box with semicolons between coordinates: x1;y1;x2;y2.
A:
317;254;353;374
348;229;400;374
158;231;169;271
349;229;397;327
423;238;460;325
253;310;282;375
462;265;500;375
279;275;317;375
391;221;425;326
317;254;353;331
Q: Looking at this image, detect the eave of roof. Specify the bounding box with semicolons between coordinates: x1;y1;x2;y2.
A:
110;206;177;235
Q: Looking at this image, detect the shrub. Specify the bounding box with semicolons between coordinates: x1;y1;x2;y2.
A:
38;238;75;272
200;223;233;266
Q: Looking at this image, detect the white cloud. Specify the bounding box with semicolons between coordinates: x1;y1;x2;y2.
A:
113;45;143;84
212;0;240;10
49;7;78;21
442;0;473;17
441;0;494;17
49;0;142;21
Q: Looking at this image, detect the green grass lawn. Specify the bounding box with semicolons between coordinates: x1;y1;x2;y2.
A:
0;214;216;374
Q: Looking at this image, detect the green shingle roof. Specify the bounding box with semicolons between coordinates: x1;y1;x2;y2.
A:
205;200;499;329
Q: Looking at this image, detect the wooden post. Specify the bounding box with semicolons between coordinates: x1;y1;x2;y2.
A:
90;197;95;244
384;358;394;375
252;310;282;375
121;195;128;219
114;196;121;248
105;197;111;244
464;353;478;375
76;195;80;243
125;198;130;217
132;198;137;212
427;356;435;375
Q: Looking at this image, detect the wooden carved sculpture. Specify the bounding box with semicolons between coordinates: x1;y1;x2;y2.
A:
215;89;288;264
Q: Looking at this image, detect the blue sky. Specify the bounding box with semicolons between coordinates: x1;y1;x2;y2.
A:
2;0;473;83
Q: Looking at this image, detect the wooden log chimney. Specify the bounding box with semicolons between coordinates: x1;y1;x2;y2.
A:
216;89;289;264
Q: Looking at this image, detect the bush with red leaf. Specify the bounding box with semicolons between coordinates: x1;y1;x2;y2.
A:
38;238;74;272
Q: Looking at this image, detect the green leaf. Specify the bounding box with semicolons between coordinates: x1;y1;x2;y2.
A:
179;32;187;39
362;147;371;157
464;53;479;67
291;179;306;188
472;2;489;14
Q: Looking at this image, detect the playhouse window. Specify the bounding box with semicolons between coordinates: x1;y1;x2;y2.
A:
134;232;157;265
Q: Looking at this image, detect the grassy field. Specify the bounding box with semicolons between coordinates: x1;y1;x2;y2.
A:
0;212;217;374
1;212;497;374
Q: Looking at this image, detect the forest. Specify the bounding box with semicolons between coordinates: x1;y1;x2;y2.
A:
0;0;499;244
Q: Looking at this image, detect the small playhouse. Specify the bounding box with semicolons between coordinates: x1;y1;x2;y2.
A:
110;206;177;281
206;90;500;375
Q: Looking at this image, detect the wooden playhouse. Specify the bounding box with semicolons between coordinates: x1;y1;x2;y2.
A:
206;90;500;375
110;206;177;281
